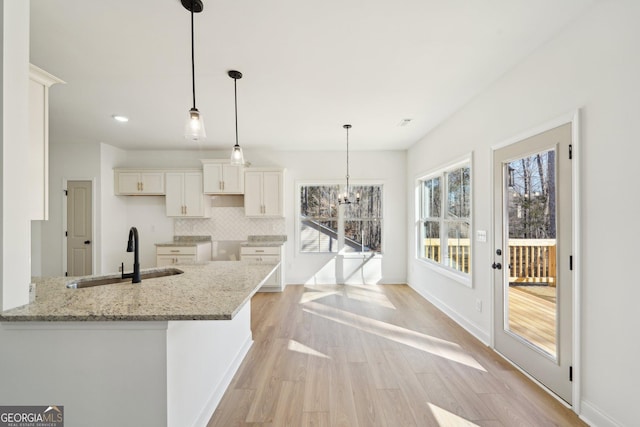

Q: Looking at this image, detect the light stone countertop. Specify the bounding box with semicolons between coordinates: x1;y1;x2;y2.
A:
241;234;287;247
0;261;278;322
241;241;286;247
155;235;212;247
155;241;212;247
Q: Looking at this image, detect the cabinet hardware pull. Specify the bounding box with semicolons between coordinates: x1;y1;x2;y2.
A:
170;250;180;253
255;250;264;253
141;182;144;191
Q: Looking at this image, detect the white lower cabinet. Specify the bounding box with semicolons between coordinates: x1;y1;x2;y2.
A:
240;246;284;291
156;244;212;267
165;171;210;217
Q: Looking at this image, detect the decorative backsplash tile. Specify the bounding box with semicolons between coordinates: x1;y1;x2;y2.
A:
174;207;285;241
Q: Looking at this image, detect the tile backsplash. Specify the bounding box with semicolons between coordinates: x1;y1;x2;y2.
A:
174;207;285;241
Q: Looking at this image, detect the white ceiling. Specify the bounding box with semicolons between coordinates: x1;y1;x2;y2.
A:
30;0;597;152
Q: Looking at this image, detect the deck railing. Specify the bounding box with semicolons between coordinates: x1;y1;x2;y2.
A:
508;239;556;285
422;238;556;284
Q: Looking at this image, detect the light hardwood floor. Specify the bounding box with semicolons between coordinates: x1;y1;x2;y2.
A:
207;284;586;426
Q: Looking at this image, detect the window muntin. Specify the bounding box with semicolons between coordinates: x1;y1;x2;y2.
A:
418;162;471;276
300;184;383;254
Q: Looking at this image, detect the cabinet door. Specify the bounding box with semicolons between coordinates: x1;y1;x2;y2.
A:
262;172;283;216
118;172;142;194
165;173;185;216
222;164;244;194
183;172;205;217
156;255;178;267
244;172;263;216
140;172;165;194
202;163;223;194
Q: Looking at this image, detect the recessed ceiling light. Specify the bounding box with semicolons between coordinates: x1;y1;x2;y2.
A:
112;114;129;122
398;118;413;127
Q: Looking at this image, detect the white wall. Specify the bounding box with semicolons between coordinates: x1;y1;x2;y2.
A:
111;148;407;284
41;139;101;276
99;143;130;274
406;2;639;426
1;0;30;310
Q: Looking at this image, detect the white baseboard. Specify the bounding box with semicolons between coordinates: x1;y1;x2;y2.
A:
192;336;254;427
580;400;623;427
408;281;490;345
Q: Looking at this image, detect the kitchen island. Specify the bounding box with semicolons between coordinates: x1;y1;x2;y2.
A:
0;261;278;427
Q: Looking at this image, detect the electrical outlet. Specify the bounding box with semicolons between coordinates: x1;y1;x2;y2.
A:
475;299;482;312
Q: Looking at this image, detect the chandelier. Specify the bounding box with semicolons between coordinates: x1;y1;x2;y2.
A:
339;124;360;205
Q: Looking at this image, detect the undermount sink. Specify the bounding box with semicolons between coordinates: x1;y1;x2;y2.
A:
66;268;184;289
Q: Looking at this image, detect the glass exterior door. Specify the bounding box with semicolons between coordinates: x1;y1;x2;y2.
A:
493;122;573;404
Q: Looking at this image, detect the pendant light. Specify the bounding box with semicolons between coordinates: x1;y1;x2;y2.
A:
183;0;206;141
339;124;360;205
228;70;245;165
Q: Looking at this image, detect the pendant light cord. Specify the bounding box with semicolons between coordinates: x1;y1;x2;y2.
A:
234;77;239;147
190;0;196;109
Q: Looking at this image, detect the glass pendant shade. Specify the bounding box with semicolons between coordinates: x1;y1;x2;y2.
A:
185;108;206;141
230;144;244;165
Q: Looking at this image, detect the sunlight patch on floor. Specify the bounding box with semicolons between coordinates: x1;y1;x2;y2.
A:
299;289;340;304
427;403;480;427
287;339;331;359
301;284;396;309
303;301;486;372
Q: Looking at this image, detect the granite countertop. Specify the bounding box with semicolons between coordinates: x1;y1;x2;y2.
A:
241;234;287;248
155;235;212;247
0;261;278;322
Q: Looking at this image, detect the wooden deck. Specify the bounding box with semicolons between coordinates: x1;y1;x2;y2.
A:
207;283;583;426
508;285;557;356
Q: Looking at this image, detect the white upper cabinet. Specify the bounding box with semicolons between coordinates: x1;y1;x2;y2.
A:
165;171;210;218
201;159;244;194
244;169;284;217
114;170;165;195
29;64;64;220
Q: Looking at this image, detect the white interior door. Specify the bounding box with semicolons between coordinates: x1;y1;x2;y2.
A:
67;180;92;276
493;123;573;403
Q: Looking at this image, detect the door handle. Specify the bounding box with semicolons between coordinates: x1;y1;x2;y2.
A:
84;240;91;245
491;262;502;270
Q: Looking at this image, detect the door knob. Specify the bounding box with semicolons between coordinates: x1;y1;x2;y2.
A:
84;240;91;245
491;262;502;270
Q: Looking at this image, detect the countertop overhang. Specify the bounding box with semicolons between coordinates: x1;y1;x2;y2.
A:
0;261;278;322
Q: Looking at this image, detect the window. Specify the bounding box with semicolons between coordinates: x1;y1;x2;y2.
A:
299;184;383;253
418;161;471;276
300;185;339;252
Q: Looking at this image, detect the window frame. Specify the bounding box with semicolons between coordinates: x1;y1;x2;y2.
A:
415;155;473;286
297;180;385;256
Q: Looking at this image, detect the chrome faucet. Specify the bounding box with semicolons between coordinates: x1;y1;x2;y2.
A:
121;226;141;283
